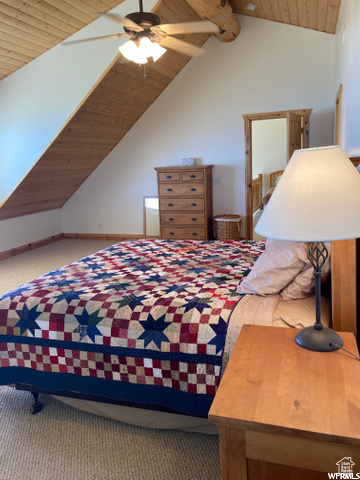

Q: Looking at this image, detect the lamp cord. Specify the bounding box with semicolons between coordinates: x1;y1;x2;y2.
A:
330;343;360;361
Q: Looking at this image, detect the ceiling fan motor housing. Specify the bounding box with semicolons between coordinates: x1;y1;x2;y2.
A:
124;12;161;32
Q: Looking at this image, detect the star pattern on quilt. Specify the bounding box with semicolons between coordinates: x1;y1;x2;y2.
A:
15;304;42;335
225;288;241;298
138;313;171;349
187;267;207;274
103;281;132;292
3;285;32;300
161;284;187;295
208;317;228;354
207;275;230;285
181;296;213;314
113;293;149;310
145;274;165;284
53;288;88;304
73;308;103;342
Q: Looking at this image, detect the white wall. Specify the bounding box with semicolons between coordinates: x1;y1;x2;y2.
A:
0;210;62;252
0;0;158;251
252;119;287;195
61;15;336;237
334;0;360;156
0;0;158;203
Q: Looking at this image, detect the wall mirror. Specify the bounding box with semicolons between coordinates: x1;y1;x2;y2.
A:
143;196;160;239
243;108;312;240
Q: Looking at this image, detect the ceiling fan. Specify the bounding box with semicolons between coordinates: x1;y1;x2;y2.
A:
64;0;219;65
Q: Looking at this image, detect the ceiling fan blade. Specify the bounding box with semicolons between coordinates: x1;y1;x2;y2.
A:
102;13;144;31
156;21;218;36
63;33;129;45
159;36;204;57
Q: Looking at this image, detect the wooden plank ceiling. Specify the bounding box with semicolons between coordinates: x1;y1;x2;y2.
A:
0;0;341;220
0;0;341;81
228;0;341;34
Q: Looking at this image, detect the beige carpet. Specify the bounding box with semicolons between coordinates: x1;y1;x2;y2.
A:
0;239;115;296
0;239;220;480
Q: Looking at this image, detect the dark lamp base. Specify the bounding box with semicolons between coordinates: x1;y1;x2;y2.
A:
295;326;343;352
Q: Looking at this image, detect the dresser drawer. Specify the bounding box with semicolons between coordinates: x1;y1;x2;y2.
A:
181;171;204;182
161;227;206;240
159;198;205;211
158;172;180;182
159;183;204;197
160;213;206;225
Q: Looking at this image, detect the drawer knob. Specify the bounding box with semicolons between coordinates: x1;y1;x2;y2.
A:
192;233;198;236
192;218;197;221
168;203;173;207
191;203;196;207
167;188;173;192
169;218;174;221
169;232;174;235
190;175;196;178
191;188;196;191
166;175;172;179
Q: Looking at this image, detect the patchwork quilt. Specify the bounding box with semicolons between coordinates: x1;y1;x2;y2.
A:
0;239;264;417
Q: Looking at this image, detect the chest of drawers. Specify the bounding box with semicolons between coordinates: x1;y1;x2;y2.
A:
155;165;213;240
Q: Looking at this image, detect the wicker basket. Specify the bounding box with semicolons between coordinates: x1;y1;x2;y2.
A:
214;215;242;240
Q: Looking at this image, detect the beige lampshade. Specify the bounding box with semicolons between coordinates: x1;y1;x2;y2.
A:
255;146;360;241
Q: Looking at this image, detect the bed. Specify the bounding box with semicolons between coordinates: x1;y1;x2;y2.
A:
263;170;284;206
0;238;357;431
252;174;263;213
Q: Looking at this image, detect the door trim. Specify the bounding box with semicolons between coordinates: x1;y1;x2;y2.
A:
243;108;312;240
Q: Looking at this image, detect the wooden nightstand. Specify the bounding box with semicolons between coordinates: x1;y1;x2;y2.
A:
209;325;360;480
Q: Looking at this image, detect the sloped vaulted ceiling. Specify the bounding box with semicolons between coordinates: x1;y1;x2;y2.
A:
0;0;213;220
0;0;341;220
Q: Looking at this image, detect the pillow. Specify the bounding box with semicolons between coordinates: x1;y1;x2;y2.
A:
272;295;330;328
238;240;310;296
280;242;331;300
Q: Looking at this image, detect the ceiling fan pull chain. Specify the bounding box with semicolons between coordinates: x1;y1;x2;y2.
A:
142;64;147;79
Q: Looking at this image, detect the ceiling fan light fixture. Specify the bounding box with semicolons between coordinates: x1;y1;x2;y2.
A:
150;41;166;62
119;36;166;64
119;39;148;64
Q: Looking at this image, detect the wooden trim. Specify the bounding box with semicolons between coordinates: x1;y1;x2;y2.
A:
0;233;145;261
243;108;312;240
244;116;253;241
62;233;144;241
331;239;357;336
0;233;64;261
350;156;360;168
335;84;342;145
246;430;360;472
243;109;312;122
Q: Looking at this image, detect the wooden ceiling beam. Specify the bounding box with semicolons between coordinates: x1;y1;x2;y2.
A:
184;0;240;42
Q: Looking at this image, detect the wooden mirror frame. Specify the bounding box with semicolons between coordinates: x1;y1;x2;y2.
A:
243;109;312;240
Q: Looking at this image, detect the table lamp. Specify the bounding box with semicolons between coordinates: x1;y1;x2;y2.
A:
255;146;360;352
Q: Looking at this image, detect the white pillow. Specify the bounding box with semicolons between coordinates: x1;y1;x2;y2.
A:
280;242;331;300
238;240;309;296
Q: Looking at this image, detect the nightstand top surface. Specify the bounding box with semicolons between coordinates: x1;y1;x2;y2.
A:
209;325;360;444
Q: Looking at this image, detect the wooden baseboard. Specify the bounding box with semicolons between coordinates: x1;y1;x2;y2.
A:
0;234;64;261
0;233;146;261
62;233;144;241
